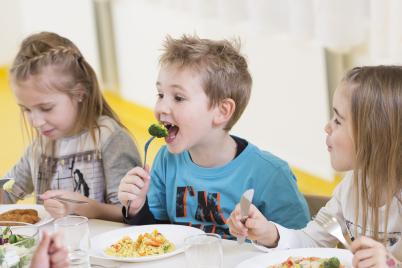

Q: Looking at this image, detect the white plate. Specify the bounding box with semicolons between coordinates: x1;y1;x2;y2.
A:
0;204;53;227
236;248;353;268
90;224;205;262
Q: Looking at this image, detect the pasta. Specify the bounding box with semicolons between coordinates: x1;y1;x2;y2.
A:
268;256;344;268
105;229;175;257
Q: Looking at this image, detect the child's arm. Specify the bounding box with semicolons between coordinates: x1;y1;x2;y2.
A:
40;190;123;221
351;236;401;268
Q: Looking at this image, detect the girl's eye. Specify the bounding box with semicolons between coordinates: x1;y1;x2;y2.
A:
21;107;31;113
174;95;185;102
157;93;164;99
41;107;53;112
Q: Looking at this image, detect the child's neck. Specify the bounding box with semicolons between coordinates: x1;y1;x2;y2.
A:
189;134;237;168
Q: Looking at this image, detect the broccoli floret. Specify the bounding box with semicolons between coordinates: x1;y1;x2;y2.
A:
148;124;168;138
323;257;341;268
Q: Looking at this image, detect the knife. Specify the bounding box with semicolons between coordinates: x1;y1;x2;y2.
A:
237;188;254;244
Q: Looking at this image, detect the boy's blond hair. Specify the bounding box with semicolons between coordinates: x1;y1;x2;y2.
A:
159;35;252;131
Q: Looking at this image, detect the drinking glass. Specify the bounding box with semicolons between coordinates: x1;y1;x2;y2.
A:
54;216;90;268
185;233;223;268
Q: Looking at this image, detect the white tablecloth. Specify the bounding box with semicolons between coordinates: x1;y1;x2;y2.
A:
41;219;265;268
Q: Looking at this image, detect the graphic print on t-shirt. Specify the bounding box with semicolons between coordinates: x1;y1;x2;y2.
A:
36;150;105;202
176;186;230;238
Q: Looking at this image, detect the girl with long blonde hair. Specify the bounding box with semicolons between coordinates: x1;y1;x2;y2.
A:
1;32;141;221
228;66;402;267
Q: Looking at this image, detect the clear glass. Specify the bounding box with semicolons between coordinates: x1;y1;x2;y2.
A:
184;233;223;268
54;216;90;268
0;223;39;268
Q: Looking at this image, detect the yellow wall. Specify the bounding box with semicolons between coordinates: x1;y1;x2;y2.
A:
0;67;339;198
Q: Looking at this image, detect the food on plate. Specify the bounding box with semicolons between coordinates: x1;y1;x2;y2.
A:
148;123;168;138
268;256;344;268
0;209;40;225
2;179;15;192
105;229;175;257
0;226;37;268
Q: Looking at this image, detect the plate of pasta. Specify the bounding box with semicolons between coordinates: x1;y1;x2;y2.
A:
89;224;205;262
236;248;353;268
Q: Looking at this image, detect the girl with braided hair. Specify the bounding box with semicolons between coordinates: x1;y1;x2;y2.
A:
0;32;141;222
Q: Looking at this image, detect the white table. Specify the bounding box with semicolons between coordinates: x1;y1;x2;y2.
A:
41;219;265;268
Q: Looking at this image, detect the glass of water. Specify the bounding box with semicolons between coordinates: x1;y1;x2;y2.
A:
54;216;90;268
185;233;223;268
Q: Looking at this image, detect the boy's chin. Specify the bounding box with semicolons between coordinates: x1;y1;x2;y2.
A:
166;144;185;154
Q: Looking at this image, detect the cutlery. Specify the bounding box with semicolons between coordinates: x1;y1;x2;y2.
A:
314;210;350;250
238;188;254;244
126;123;168;218
48;195;89;204
126;136;155;218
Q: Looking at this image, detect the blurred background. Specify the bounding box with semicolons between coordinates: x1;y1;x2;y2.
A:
1;0;402;196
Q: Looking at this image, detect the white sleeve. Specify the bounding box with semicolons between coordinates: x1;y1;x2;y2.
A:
274;174;352;249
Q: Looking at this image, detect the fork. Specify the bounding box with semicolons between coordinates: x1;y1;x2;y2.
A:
49;195;89;204
125;136;155;218
314;211;351;250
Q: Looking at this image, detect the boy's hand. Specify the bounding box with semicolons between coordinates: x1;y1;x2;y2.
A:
351;236;398;268
227;203;279;247
118;165;151;217
40;190;89;218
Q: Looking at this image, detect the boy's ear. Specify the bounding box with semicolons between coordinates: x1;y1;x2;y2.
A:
213;98;236;126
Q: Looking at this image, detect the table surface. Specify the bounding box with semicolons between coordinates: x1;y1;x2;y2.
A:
40;219;265;268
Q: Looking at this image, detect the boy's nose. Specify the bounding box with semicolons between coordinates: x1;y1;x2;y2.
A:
155;99;170;115
324;122;331;134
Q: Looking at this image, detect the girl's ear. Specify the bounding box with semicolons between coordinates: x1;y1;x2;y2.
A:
213;98;236;126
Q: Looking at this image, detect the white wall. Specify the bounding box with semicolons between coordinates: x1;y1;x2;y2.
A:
113;1;333;180
0;0;23;64
0;0;100;74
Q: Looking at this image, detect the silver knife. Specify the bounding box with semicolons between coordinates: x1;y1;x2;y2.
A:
237;188;254;244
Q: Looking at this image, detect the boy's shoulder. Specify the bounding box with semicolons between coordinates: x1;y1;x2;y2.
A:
244;141;290;170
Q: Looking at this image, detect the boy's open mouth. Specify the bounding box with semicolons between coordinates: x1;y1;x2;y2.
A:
163;123;179;143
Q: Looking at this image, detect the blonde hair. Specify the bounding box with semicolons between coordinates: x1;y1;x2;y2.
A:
159;35;252;131
10;32;124;147
342;66;402;242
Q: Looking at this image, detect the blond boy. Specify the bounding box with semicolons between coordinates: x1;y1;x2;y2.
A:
118;35;309;238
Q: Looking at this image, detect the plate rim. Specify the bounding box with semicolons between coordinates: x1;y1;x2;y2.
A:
236;247;353;268
0;204;54;226
89;224;205;262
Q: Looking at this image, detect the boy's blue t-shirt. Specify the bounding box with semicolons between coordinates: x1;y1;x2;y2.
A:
148;140;310;238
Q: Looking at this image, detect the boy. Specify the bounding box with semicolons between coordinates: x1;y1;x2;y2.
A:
118;35;309;238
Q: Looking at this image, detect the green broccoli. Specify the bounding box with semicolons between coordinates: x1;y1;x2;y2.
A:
148;123;168;138
323;257;341;268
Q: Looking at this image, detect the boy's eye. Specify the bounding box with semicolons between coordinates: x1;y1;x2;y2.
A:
174;95;185;102
157;93;164;99
334;118;341;125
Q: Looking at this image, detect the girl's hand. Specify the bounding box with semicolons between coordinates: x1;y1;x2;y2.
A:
118;165;151;216
227;203;279;247
30;231;69;268
40;190;89;218
351;236;399;268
